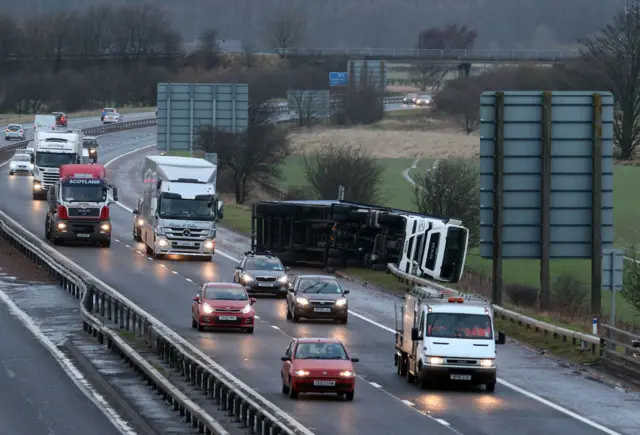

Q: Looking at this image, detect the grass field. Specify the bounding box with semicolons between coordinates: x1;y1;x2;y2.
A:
0;106;155;125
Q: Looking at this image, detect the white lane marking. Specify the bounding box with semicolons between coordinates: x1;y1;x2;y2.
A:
369;382;382;388
159;264;167;269
271;325;281;330
185;278;193;283
103;136;625;435
0;287;136;435
402;400;415;407
103;144;156;168
171;271;178;275
255;315;260;319
3;363;16;378
124;245;131;248
435;419;451;426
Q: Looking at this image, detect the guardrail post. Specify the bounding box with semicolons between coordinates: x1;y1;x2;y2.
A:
125;307;131;330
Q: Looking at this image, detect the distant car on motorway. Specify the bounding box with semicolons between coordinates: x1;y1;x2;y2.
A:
132;198;143;242
4;124;25;140
281;337;358;400
101;107;117;121
8;153;33;175
403;93;418;104
233;251;290;297
415;94;434;106
286;275;349;323
102;110;122;124
52;112;67;127
191;282;256;333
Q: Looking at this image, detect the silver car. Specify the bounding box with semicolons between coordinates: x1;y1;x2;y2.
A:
286;275;349;324
9;153;33;175
4;124;25;140
233;252;290;298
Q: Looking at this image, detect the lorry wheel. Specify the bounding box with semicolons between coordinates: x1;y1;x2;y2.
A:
485;383;496;393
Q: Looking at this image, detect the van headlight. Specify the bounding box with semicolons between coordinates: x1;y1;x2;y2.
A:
428;357;444;365
479;359;495;368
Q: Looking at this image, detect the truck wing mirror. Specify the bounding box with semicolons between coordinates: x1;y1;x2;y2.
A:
112;186;118;202
133;209;139;215
411;327;421;341
217;200;224;220
496;331;506;345
632;340;639;348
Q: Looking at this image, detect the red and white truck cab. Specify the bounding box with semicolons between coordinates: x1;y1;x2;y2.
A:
45;164;118;247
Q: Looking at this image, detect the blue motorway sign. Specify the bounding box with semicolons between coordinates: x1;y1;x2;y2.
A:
329;72;348;86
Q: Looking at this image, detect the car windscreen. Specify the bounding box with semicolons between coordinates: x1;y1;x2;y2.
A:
245;258;283;271
12;155;30;161
298;279;342;294
294;342;348;360
426;313;493;340
204;287;248;300
61;182;107;202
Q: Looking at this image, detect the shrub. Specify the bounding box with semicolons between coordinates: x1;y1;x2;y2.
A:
505;283;539;308
551;273;588;319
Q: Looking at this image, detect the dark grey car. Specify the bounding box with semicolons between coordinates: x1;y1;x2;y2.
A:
286;275;349;324
233;254;290;297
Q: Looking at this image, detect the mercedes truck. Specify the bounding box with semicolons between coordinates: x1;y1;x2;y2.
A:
45;164;117;247
137;155;222;260
32;131;82;200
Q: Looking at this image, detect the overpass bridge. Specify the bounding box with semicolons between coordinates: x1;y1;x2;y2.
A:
275;48;581;64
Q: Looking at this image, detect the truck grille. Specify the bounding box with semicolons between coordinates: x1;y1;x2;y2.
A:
165;227;207;240
255;277;277;282
39;168;60;187
169;241;201;250
68;207;100;217
68;220;98;233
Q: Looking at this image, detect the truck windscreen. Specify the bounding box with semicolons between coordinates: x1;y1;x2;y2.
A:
159;197;215;221
83;140;98;148
61;181;107;202
440;227;466;281
427;313;493;340
36;153;76;167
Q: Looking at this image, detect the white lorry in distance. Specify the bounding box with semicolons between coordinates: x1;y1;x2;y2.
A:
34;114;57;132
32;131;83;200
394;286;506;393
137;155;223;260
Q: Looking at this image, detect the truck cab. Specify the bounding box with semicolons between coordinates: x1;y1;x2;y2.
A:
394;287;506;393
32;131;83;199
45;164;118;247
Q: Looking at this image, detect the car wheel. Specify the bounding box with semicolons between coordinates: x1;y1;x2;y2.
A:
485;382;496;393
345;391;355;401
288;378;298;399
291;308;300;323
191;317;197;328
337;316;348;325
281;382;289;394
197;320;204;332
9;171;13;175
286;304;292;320
246;327;254;334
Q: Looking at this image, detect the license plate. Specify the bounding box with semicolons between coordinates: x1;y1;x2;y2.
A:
77;234;90;238
450;374;472;381
314;308;331;313
313;380;335;386
176;241;197;247
258;282;274;287
218;316;237;321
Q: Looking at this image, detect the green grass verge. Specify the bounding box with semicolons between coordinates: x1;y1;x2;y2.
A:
221;204;252;235
163;150;205;157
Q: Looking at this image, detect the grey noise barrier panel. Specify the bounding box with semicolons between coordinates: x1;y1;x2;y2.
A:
479;91;614;259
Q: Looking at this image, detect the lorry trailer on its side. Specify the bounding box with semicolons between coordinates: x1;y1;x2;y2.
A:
251;200;469;283
44;164;117;247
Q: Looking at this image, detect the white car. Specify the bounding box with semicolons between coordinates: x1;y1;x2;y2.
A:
103;111;122;124
9;153;33;175
5;124;25;140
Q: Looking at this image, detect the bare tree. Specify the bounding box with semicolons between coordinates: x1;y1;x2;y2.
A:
288;90;317;127
413;158;480;247
0;13;24;57
435;84;480;134
302;143;385;203
409;64;450;93
267;9;304;51
196;125;290;203
582;7;640;160
417;24;478;50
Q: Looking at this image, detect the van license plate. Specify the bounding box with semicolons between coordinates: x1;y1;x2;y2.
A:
313;380;335;386
77;234;90;238
450;374;472;380
218;316;237;321
314;308;331;313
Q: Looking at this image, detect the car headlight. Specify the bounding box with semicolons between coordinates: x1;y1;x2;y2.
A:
90;149;96;154
57;222;67;230
335;298;347;307
203;240;214;250
202;303;214;314
339;370;354;377
240;273;253;283
156;238;168;247
137;219;144;226
100;223;111;231
278;275;288;284
479;359;495;368
9;162;16;168
29;164;34;170
240;303;251;314
294;370;309;377
295;297;309;306
428;357;444;365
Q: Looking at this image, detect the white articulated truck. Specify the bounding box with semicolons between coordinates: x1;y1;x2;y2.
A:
137;155;223;260
32;131;83;200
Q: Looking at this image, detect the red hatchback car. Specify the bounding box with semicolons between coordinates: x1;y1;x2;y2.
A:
192;283;256;333
281;338;359;400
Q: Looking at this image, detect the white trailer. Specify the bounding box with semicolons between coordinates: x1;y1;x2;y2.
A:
137;155;223;260
32;131;83;200
394;286;506;392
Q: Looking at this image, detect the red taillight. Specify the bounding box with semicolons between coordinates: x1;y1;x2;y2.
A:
57;205;69;219
99;206;109;220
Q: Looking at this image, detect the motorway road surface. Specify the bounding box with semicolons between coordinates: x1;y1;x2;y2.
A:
0;112;155;149
1;128;639;435
0;285;126;435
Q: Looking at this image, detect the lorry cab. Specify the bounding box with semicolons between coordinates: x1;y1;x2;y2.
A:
395;288;506;393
